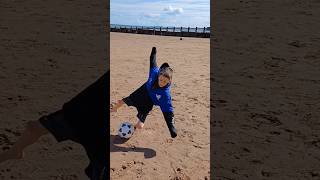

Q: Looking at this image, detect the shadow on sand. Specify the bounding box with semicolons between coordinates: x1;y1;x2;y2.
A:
110;135;156;159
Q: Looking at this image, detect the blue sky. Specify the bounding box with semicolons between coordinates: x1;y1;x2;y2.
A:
111;0;210;27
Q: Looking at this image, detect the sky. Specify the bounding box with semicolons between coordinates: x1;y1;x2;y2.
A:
111;0;210;27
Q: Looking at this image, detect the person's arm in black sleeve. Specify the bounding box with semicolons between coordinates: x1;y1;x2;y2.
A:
163;112;177;138
150;47;157;69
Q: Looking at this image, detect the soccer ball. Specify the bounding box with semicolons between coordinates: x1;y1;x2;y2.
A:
118;122;134;139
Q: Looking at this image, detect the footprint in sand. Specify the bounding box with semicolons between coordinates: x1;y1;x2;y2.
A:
260;170;272;178
117;160;145;174
17;95;27;102
170;167;191;180
49;174;78;180
54;47;71;55
250;159;263;165
47;58;59;68
61;146;73;152
0;133;13;147
214;99;228;108
288;40;306;48
4;129;21;137
179;129;194;140
249;113;282;126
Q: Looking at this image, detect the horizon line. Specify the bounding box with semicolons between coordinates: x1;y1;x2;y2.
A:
110;23;210;28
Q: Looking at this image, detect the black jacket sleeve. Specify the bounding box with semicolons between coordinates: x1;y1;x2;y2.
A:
163;111;177;138
150;47;157;69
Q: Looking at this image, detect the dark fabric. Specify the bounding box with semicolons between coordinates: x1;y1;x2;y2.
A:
122;96;134;106
150;47;157;69
39;110;79;143
41;71;109;180
82;136;107;180
163;111;177;138
39;107;108;180
62;72;108;142
123;83;153;123
159;62;170;69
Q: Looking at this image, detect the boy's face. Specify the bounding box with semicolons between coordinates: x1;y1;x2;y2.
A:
158;75;170;87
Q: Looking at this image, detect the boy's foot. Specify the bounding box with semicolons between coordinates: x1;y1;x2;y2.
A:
134;121;144;129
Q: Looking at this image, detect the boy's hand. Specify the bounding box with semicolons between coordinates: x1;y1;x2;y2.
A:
110;100;125;113
110;104;117;112
170;128;177;138
151;47;157;55
163;112;177;138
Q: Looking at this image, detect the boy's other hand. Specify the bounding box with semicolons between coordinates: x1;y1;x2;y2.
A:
110;100;125;113
151;47;157;55
110;103;117;112
170;129;177;138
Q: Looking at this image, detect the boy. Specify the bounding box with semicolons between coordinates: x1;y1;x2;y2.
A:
0;72;109;180
111;47;177;138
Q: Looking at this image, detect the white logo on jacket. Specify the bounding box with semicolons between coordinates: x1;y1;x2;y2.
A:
156;94;161;100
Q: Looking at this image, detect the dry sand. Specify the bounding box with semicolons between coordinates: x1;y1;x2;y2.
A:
110;32;210;180
0;0;107;179
212;0;320;179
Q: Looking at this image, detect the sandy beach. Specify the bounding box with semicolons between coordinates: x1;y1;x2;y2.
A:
0;0;107;179
212;0;320;179
110;32;210;179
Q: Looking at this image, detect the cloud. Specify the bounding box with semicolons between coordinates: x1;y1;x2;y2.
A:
111;0;209;27
143;13;161;18
163;5;183;15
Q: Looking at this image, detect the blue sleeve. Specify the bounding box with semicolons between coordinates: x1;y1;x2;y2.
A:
148;67;159;81
149;47;158;78
162;111;177;138
160;94;174;113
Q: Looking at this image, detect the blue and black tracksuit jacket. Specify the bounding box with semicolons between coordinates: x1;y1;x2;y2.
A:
123;47;177;138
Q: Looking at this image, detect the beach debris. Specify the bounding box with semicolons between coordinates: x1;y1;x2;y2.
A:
288;40;306;48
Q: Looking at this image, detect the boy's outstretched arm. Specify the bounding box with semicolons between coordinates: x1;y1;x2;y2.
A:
162;112;177;138
150;47;157;69
160;95;177;138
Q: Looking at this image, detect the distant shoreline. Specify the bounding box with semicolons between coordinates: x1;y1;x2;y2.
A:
110;24;210;38
111;24;210;33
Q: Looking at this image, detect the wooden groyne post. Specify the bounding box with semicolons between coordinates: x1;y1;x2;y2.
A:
110;25;210;38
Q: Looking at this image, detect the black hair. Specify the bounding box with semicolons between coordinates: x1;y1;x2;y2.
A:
160;62;170;69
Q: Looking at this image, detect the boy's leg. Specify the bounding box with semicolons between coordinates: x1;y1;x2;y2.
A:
0;120;48;163
0;109;73;164
134;111;149;129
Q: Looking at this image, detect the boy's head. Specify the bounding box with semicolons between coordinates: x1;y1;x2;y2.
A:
158;63;173;88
